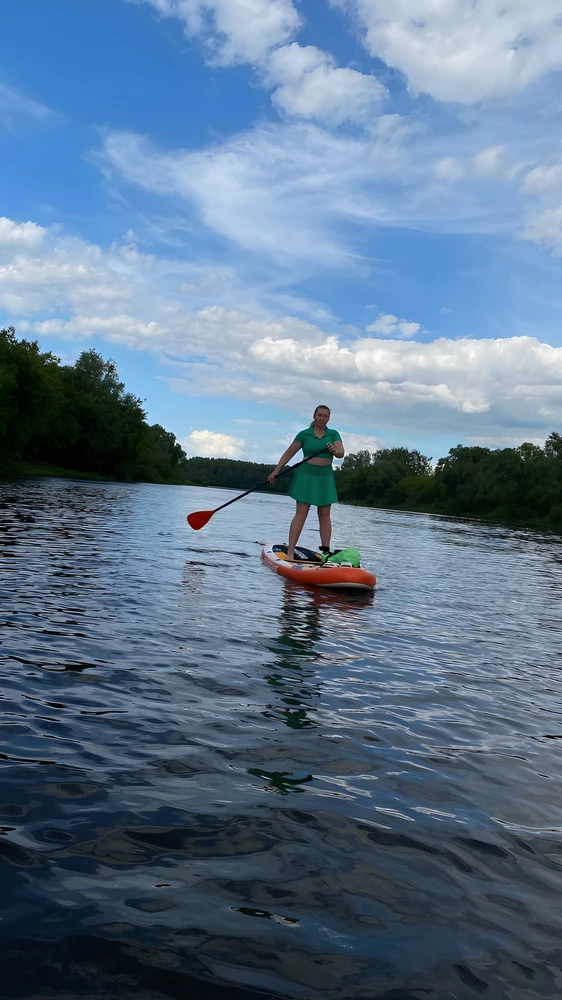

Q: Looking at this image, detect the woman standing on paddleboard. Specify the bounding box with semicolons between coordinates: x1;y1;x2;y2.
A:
268;405;345;560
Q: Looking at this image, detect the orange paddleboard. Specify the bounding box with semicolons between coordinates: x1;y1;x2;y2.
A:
262;543;376;591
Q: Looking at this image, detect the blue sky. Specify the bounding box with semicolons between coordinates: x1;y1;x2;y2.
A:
2;0;562;462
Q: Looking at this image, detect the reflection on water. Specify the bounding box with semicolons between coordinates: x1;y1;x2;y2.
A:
265;586;324;731
264;586;373;732
2;478;562;999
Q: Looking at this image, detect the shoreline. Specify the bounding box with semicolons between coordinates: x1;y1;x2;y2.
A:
3;463;560;535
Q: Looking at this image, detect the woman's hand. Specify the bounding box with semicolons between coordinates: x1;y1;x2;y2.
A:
268;440;301;483
326;443;335;454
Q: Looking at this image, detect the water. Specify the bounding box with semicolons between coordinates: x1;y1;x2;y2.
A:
1;478;562;1000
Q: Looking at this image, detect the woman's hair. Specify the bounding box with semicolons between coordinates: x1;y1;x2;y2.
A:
310;404;330;426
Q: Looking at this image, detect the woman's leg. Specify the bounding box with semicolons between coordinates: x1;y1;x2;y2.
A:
317;505;332;550
287;502;310;559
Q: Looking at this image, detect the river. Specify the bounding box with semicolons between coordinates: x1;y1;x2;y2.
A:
1;477;562;1000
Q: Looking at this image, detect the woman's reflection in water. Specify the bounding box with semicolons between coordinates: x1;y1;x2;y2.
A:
264;583;373;731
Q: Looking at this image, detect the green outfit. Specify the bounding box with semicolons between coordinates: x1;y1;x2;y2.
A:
289;426;341;507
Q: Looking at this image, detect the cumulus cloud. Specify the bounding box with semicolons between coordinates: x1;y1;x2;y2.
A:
367;313;421;339
129;0;387;126
166;329;562;445
3;213;562;447
182;429;245;458
267;43;386;124
0;222;158;316
129;0;301;65
0;217;46;253
333;0;562;103
133;0;562;110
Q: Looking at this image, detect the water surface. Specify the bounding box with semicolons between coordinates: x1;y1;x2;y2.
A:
1;478;562;999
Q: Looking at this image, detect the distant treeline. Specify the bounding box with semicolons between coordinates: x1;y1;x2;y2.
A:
2;326;561;530
336;443;562;529
0;326;186;483
183;456;291;494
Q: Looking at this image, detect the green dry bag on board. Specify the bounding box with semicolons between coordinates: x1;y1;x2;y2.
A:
322;547;361;567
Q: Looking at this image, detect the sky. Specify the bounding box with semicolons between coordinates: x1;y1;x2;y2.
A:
2;0;562;464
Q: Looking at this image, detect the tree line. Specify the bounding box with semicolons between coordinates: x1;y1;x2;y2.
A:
0;327;186;483
336;441;562;530
2;326;561;530
182;456;291;494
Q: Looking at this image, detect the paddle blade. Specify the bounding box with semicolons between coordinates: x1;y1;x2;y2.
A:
187;509;214;530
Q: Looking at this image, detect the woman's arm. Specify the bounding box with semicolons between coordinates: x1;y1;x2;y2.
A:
267;439;302;482
326;439;345;459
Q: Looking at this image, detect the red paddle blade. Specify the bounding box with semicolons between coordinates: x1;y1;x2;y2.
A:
187;509;214;530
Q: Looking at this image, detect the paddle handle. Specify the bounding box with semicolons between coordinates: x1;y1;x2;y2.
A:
211;449;330;515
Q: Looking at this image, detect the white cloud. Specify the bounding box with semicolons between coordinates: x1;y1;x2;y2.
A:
522;163;562;194
523;206;562;255
520;157;562;252
182;429;246;458
435;146;524;186
367;313;421;339
130;0;387;126
333;0;562;103
268;43;386;125
467;433;546;448
434;157;466;183
3;213;562;448
0;217;46;255
0;82;55;127
99;127;372;267
473;146;506;178
31;315;167;341
130;0;301;65
121;0;562;269
164;329;562;444
101;120;487;272
472;146;528;183
339;431;384;454
101;115;562;273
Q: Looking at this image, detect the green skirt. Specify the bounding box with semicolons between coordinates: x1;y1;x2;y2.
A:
289;462;338;506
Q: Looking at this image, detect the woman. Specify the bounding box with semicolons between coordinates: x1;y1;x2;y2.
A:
268;405;345;560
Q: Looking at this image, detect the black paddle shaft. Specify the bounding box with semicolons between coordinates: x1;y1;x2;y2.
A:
211;448;331;515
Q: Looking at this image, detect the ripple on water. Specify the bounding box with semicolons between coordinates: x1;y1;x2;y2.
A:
1;479;562;999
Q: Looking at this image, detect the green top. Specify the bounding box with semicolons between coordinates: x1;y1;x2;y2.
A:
294;426;342;462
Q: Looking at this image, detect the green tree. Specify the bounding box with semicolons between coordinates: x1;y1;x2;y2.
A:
135;423;188;482
0;326;68;460
61;349;146;475
340;449;372;472
337;446;434;508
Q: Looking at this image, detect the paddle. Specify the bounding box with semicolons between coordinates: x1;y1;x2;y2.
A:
186;448;330;530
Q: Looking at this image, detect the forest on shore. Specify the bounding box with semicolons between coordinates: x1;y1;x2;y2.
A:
2;327;561;530
336;442;562;530
0;327;187;483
